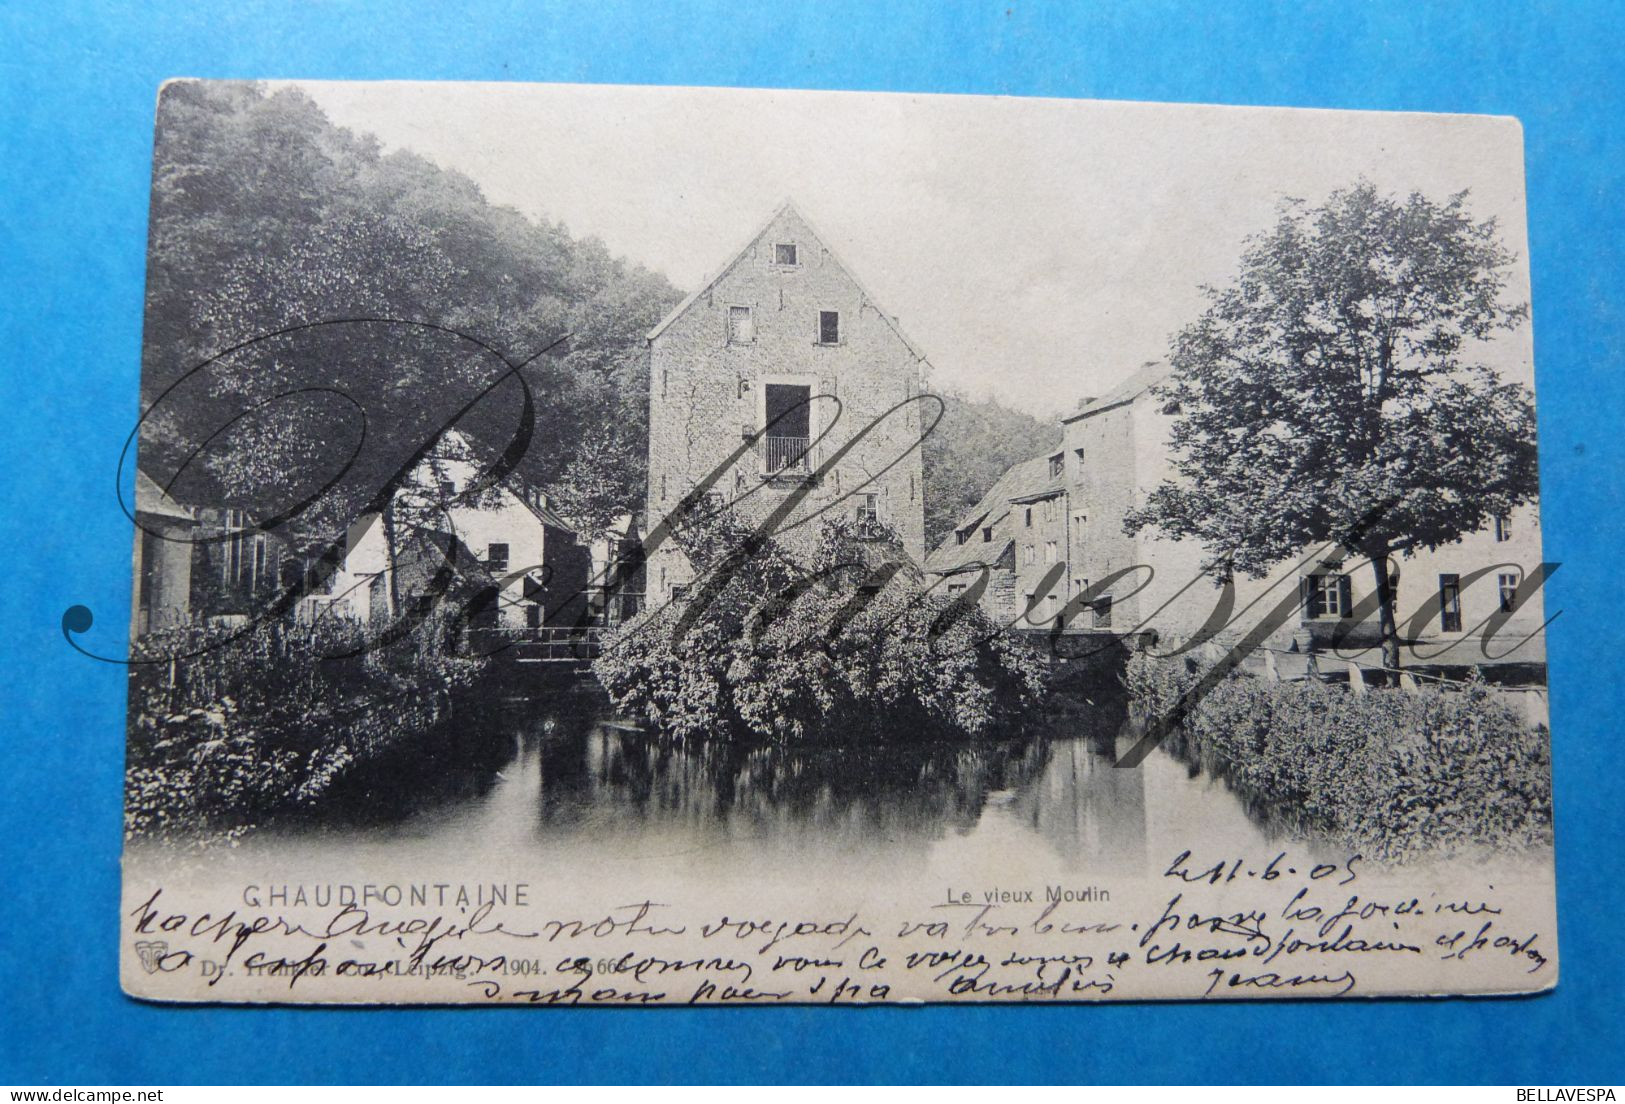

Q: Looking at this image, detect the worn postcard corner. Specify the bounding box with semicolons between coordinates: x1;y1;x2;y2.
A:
117;80;1556;1005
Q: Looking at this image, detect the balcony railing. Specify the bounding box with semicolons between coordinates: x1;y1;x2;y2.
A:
762;434;811;474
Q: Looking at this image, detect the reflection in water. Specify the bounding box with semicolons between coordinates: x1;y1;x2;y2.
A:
256;684;1286;879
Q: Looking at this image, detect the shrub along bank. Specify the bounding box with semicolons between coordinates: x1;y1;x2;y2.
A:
125;615;486;845
1123;651;1552;863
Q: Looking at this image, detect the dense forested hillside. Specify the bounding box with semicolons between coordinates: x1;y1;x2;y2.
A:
921;390;1062;549
139;82;1057;558
139;81;681;545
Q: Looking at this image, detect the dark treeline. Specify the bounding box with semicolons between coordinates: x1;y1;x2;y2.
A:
139;81;682;546
921;390;1062;549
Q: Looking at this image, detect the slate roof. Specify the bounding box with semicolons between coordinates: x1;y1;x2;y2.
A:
923;454;1063;575
1061;360;1175;423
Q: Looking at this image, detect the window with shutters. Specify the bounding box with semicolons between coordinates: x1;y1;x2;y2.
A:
1303;572;1351;620
1044;541;1057;563
728;305;755;344
1438;574;1462;632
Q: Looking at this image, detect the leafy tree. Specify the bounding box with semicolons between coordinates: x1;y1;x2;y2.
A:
1125;181;1538;679
593;513;1049;743
138;81;681;555
922;389;1061;548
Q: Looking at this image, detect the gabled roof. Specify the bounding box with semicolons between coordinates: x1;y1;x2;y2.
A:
923;455;1057;574
646;199;930;362
432;428;576;534
1006;454;1067;505
512;489;575;534
1062;360;1175;423
134;469;193;521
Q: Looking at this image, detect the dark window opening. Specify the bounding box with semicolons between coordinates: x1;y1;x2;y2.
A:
1494;514;1512;542
763;383;812;473
469;586;500;630
1439;574;1462;633
981;526;992;542
1092;595;1113;628
1049;453;1064;479
774;242;798;265
486;543;510;573
818;311;840;344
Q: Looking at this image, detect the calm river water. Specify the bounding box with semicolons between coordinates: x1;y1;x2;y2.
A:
210;686;1297;891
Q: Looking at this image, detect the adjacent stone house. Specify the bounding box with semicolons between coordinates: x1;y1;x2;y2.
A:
644;201;929;602
308;429;590;631
1058;362;1548;671
924;455;1067;626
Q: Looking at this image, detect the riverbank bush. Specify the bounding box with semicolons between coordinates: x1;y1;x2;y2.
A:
125;614;486;844
1123;651;1552;862
594;515;1049;744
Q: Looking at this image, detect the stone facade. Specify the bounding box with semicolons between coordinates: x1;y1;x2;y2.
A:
931;357;1548;676
645;202;929;601
923;455;1059;627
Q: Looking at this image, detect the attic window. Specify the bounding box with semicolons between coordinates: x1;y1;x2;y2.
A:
728;305;755;344
818;311;841;345
774;242;798;266
1049;453;1064;479
981;527;992;543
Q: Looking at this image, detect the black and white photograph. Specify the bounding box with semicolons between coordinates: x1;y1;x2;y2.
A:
120;81;1556;1004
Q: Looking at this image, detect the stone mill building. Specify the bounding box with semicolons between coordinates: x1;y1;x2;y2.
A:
644;201;930;602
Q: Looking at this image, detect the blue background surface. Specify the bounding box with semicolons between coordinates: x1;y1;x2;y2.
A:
2;0;1621;1085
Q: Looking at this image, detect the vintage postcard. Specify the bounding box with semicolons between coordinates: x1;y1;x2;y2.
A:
119;81;1556;1004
